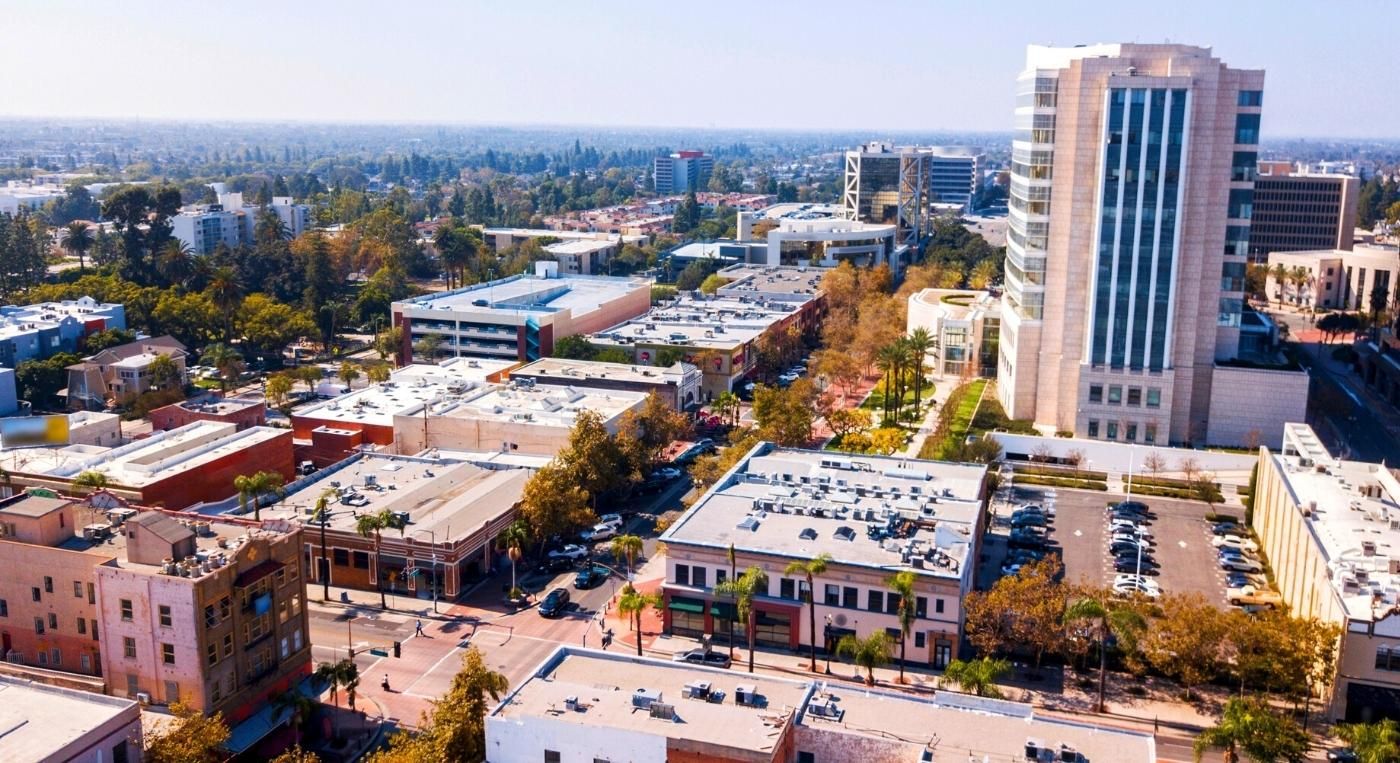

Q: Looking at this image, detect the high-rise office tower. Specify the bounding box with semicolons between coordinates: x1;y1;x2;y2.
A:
998;44;1274;446
653;151;714;194
842;142;933;251
927;147;985;210
1248;169;1359;261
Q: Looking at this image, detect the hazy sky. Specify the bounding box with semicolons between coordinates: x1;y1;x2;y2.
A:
4;0;1393;137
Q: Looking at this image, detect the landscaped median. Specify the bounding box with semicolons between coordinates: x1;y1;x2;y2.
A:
1009;464;1109;491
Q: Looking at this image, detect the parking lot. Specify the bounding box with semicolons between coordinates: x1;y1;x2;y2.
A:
981;485;1242;607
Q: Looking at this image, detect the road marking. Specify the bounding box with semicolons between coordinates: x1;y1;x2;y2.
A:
403;642;467;695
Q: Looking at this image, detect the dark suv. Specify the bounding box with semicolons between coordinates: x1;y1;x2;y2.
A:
538;587;571;618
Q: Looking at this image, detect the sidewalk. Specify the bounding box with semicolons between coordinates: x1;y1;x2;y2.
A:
902;379;946;457
307;578;495;622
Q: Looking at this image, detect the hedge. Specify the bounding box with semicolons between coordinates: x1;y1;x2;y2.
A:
1015;464;1111;481
1014;474;1109;491
1129;484;1225;502
1127;475;1221;490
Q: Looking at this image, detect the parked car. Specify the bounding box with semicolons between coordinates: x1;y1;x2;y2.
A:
655;467;683;481
672;648;732;668
1212;522;1244;536
574;565;611;590
1327;748;1359;762
1220;557;1263;573
1113;573;1161;590
1011;513;1050;528
1110;520;1152;537
1110;538;1151;553
1212;535;1260;553
542;556;576;574
1226;572;1264;589
538;587;571;618
1112;579;1162;598
1227;585;1283;609
1017;504;1054;516
1114;557;1158;574
581;523;618;543
598;513;624;530
1217;546;1255;561
548;544;588;561
1008;529;1049;549
1113;501;1150;513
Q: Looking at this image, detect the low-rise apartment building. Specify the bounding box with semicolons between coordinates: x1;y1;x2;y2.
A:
0;676;143;763
1253;423;1400;722
508;357;702;410
0;296;126;369
391;265;651;364
659;444;988;670
486;648;1155;763
66;335;188;411
171;192;312;255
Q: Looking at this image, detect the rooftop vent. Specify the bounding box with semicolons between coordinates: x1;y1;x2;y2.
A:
799;527;817;540
834;526;856;541
632;688;662;709
737;516;761;531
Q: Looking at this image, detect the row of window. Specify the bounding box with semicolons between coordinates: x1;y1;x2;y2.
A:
672;563;946;619
1086;419;1158;444
1088;384;1161;408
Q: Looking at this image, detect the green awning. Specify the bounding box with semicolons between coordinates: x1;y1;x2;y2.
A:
668;597;704;614
709;602;737;619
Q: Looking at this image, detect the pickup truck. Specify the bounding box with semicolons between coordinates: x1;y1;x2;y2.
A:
1227;585;1284;609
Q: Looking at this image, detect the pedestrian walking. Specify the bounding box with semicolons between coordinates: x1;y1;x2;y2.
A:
415;618;425;637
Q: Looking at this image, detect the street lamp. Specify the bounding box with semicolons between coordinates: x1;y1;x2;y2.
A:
413;529;440;614
823;615;833;674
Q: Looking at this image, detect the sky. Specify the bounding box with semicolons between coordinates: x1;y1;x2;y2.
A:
3;0;1394;138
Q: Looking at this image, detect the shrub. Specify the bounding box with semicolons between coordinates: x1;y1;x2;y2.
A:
1014;475;1109;491
1014;464;1111;481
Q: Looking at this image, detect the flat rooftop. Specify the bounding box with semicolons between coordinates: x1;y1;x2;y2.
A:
909;288;997;321
480;227;646;245
716;264;828;298
293;358;516;428
0;494;69;518
394;273;647;318
545;239;615;256
0;421;286;488
1275;423;1400;621
749;203;842;221
171;395;263;416
663;445;987;580
0;677;138;761
591;294;811;352
492;648;810;756
511;357;690;386
422;381;647;428
267;454;528;543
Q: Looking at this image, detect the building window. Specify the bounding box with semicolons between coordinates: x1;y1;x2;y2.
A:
1088;385;1103;403
48;613;57;630
715;569;726;585
50;649;59;666
780;578;796;600
885;593;901;615
0;599;7;617
31;587;40;603
1127;388;1142;406
73;581;83;598
43;576;52;594
123;637;136;659
915;632;927;649
292;595;302;617
545;752;561;763
333;549;349;567
1106;422;1119;440
91;620;98;641
1107;386;1122;404
1087;420;1100;438
798;754;815;763
78;618;87;635
1126;423;1138;442
675;565;690;586
824;584;840;606
159;605;172;628
692;567;707;588
162;643;175;665
867;591;884;612
915;596;928;618
33;617;43;634
843;586;858;609
205;605;218;628
219;597;231;620
223;634;234;657
120;599;133;621
935;598;945;614
1238;90;1263;107
1234;113;1261;144
352;551;370;570
207;643;218;666
1146;388;1161;408
275;569;286;588
1376;645;1400;671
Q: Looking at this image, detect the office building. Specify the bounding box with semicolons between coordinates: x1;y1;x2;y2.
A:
508;358;703;411
1249;172;1359;261
0;676;143;763
0;180;68;216
1254;423;1400;722
1265;245;1400;310
841;142;933;251
654;151;714;194
659;443;988;669
906;288;1001;378
0;296;126;369
588;265;826;399
486;648;1155;763
391;265;652;364
170;205;242;255
996;44;1305;446
927;147;985;210
478;227;647;251
0;421;294;510
265;453;528;599
736;203;904;270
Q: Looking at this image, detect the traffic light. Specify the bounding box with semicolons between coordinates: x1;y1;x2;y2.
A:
393;640;401;658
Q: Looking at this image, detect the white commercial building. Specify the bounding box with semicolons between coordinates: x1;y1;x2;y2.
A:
906;288;1000;378
736;203;903;270
0;675;143;763
927;146;985;210
1265;245;1400;311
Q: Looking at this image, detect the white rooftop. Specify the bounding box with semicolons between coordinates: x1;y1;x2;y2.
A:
544;239;616;256
591;293;811;352
0;676;139;761
421;380;647;428
294;358;516;429
395;273;647;317
511;357;692;386
662;444;987;580
750;202;843;221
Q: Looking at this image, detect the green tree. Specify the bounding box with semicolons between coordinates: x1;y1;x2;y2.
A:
617;584;662;657
144;701;230;763
266;372;294;409
199;343;245;392
414;332;444;363
1143;592;1227;701
785;554;832;672
906;327;936;413
752;379;818;446
368;647;507;763
356;509;405;608
712;391;742;427
610;534;644;577
156;239;194;288
836;631;893;686
338;361;361;388
234;470;285;521
71;470;109;493
1065;592;1147;713
551;334;596;360
1336;719;1400;763
366;362;391;384
516;463;594;546
147;354;183;391
1193;696;1309;763
942;656;1011;698
239;294;316;364
715;566;769;673
374;325;404;366
313;658;360;731
499;519;530;596
205;267;245;342
699;273;729;294
61;221;93;272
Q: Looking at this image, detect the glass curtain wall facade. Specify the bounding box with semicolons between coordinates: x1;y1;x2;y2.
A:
1006;73;1057;321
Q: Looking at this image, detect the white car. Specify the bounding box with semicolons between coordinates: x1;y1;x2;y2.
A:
581;523;617;542
1113;574;1161;592
1110;521;1151;537
656;467;682;480
598;513;624;529
548;544;588;561
1211;535;1259;552
1113;579;1162;598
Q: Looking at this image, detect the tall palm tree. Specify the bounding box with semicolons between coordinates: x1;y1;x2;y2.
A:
156;240;194;287
713;391;741;427
836;631;892;686
785;553;832;672
875;344;902;424
1336;719;1400;763
200;343;245;393
617;584;661;657
62;222;93;272
356;509;402;608
206;267;244;342
906;328;935;414
1064;594;1147;713
886;570;917;683
725;543;737;658
715;566;768;673
943;656;1010;697
610;534;644;577
1268;262;1289;306
500;519;530;595
234;470;285;522
270;688;316;749
890;338;915;422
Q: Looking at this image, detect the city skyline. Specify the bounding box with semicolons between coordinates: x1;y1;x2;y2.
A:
2;0;1395;138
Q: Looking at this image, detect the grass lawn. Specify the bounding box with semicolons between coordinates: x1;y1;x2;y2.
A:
946;378;988;443
859;383;931;427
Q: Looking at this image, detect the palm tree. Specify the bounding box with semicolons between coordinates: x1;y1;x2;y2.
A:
889;338;915;422
943;656;1010;697
906;328;935;414
715;566;768;673
234;470;285;521
206;267;244;342
200;343;245;392
1268;262;1289;306
71;470;108;494
156;240;194;287
338;361;360;388
617;584;661;657
886;570;917;683
1336;719;1400;763
314;659;359;734
356;509;403;608
1193;696;1310;763
1064;594;1147;713
713;391;741;427
270;688;316;749
610;534;644;577
1290;266;1313;308
499;519;530;596
62;222;93;272
724;543;737;659
874;344;902;424
785;553;832;672
835;631;893;686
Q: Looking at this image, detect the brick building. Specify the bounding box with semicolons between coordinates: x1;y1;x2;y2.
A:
149;394;266;432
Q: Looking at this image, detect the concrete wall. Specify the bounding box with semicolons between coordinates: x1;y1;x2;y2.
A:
0;540;108;676
485;713;666;762
1206;366;1310;449
990;432;1257;477
138;429;295;510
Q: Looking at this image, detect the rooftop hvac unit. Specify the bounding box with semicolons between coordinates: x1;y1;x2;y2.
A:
632;688;661;709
